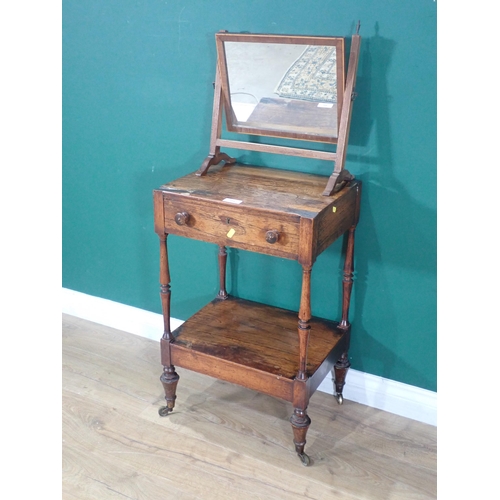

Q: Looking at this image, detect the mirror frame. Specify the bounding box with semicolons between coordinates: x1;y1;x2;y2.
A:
216;32;345;144
197;30;361;196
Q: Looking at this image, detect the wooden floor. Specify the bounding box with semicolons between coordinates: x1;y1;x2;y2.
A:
62;314;437;499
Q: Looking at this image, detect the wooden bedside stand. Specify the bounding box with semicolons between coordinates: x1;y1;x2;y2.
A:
154;29;361;466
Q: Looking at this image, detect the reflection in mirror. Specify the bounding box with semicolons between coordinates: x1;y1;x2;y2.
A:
222;41;343;141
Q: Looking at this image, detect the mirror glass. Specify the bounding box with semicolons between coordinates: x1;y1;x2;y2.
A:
217;35;344;143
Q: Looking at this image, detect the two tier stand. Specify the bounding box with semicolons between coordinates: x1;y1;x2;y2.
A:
153;29;361;466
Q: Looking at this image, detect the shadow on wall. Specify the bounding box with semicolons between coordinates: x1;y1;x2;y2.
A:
345;24;436;389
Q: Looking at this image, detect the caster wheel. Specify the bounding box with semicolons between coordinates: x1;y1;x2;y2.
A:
298;452;310;467
335;394;344;405
158;406;172;417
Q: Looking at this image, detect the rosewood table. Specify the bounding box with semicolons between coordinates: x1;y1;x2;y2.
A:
153;162;361;465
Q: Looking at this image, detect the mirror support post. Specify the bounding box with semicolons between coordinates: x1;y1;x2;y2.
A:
322;34;361;196
197;65;236;176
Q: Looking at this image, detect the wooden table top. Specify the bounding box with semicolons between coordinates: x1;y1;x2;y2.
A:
158;163;357;219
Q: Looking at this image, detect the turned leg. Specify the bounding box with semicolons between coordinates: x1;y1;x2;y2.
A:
217;245;228;299
334;227;355;404
159;366;180;416
158;233;180;416
159;233;172;341
291;265;312;465
339;227;355;330
333;352;351;405
297;265;312;381
290;408;312;466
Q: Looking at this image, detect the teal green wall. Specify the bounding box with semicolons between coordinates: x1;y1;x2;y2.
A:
63;1;436;391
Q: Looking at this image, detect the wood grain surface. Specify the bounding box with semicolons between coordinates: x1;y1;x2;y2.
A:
171;297;344;379
63;314;437;500
158;163;358;217
162;194;301;260
165;296;347;402
156;164;360;266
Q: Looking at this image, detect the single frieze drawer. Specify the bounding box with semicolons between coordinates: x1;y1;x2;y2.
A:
162;194;301;259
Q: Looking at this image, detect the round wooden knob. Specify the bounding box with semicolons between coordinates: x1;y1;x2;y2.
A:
265;230;280;244
174;211;190;226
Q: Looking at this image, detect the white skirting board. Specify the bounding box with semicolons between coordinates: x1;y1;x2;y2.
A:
62;288;437;426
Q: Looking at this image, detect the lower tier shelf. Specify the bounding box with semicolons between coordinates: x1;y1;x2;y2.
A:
163;296;349;402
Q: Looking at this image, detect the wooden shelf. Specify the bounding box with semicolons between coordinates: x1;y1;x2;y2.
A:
165;297;347;402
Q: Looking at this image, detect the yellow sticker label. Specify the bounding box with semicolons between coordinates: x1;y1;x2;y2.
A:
227;228;235;238
332;206;337;213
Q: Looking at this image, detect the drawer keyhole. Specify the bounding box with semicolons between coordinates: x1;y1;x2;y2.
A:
226;218;230;224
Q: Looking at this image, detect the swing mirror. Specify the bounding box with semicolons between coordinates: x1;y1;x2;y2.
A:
216;33;345;143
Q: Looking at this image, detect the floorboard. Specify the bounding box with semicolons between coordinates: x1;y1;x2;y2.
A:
62;314;437;500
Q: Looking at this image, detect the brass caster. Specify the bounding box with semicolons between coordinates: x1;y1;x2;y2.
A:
334;394;344;405
298;452;310;467
158;406;173;417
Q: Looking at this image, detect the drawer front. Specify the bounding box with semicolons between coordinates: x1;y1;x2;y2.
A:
162;195;301;259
